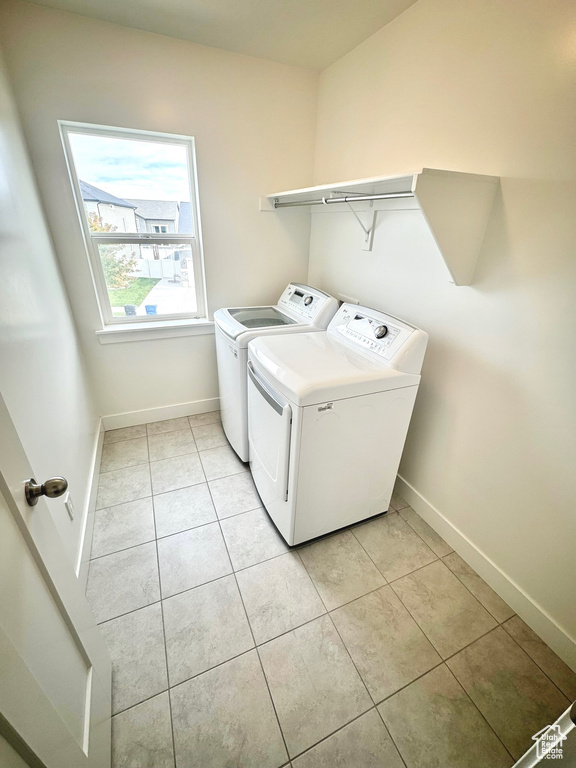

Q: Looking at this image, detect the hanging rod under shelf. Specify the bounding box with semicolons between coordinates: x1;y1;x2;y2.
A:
272;191;415;208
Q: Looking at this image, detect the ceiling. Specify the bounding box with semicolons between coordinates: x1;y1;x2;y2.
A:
30;0;420;70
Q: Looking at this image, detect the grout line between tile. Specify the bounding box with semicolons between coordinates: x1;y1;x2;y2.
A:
205;480;255;647
386;577;498;663
97;567;242;626
348;521;390;583
151;471;178;768
95;579;516;656
373;659;515;765
95;492;153;512
374;660;446;708
103;432;147;446
92;485;405;619
148;448;200;466
108;631;510;766
389;495;410;513
146;420;193;437
348;515;442;587
398;509;454;558
189;425;199;452
215;503;266;522
229;542;298;576
384;556;440;586
288;706;383;764
192;436;230;452
205;478;291;764
103;415;220;443
326;582;390;614
294;517;382;554
111;688;170;719
295;547;377;709
98;459;150;476
374;707;409;768
167;647;256;696
96;501;266;552
96;597;162;627
148;446;199;463
153;516;221;544
335;509;396;537
254;641;291;762
326;609;375;704
442;663;516;762
440;552;515;624
90;534;157;562
187;413;221;429
90;436;558;768
395;509;516;629
253;610;332;651
499;622;572;704
442;624;511;664
403;556;500;628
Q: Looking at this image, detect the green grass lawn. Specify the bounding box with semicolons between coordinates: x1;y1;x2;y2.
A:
108;277;160;309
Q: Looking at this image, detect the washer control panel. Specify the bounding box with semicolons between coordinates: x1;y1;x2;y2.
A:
329;303;416;361
277;283;338;324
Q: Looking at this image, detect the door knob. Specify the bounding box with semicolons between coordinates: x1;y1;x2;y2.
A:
25;477;68;507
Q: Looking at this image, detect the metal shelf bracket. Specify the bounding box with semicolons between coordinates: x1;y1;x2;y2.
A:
341;199;376;251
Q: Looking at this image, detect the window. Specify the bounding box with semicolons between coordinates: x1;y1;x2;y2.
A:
60;122;206;325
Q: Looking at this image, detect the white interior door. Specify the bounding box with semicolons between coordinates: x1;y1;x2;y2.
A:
0;393;111;768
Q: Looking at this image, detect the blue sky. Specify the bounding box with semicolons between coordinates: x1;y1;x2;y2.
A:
68;133;191;201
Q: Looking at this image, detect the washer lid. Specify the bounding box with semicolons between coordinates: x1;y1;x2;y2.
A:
248;332;420;406
214;283;339;346
214;306;300;343
228;306;297;329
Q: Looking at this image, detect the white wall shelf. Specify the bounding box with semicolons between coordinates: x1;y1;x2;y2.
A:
260;168;499;285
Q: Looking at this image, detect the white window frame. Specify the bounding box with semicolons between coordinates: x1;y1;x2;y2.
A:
59;121;208;327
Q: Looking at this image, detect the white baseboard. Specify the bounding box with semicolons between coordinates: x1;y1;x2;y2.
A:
77;399;220;585
102;397;220;431
396;474;576;672
76;419;104;589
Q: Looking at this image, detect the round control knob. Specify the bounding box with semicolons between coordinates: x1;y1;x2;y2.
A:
304;295;313;306
374;325;388;339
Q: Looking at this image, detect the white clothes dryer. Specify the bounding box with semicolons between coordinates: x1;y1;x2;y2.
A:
247;303;428;545
214;283;339;461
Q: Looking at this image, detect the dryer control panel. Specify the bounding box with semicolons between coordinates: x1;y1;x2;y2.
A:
277;283;339;327
328;303;425;368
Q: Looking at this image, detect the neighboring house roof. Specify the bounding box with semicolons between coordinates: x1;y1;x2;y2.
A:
125;199;179;221
178;201;194;234
79;180;136;209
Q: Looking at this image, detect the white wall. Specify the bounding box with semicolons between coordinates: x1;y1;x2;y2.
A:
0;734;28;768
0;52;98;566
3;0;574;667
87;202;138;233
0;0;317;417
309;0;576;662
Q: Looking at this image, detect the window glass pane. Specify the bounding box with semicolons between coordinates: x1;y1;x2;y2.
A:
97;242;198;318
68;133;194;235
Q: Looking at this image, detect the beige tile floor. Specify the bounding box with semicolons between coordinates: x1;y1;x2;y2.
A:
87;413;576;768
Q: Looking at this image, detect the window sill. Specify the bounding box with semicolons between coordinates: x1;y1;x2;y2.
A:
96;318;214;344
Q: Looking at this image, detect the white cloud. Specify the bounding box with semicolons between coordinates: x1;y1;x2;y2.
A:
69;132;191;201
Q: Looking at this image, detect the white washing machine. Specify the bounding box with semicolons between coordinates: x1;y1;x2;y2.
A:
247;303;429;545
214;283;339;461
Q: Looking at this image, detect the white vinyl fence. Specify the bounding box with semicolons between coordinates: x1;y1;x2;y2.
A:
131;258;182;280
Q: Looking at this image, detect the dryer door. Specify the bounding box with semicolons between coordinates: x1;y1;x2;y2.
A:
247;361;292;538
